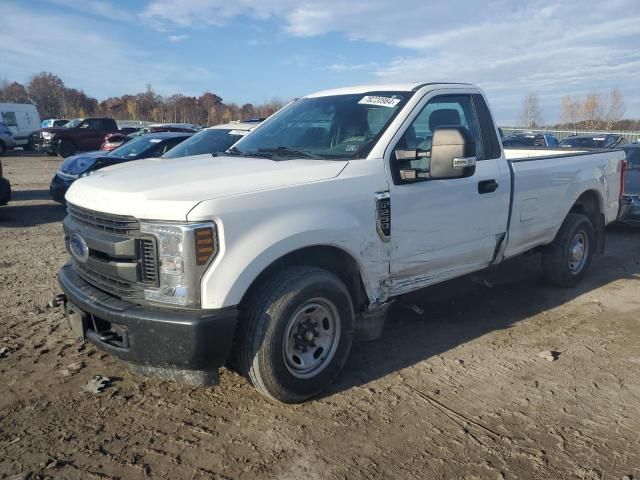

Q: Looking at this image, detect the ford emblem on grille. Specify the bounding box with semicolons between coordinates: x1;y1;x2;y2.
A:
69;233;89;263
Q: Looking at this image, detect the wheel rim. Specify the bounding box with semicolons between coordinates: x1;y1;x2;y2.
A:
568;230;589;274
283;297;341;379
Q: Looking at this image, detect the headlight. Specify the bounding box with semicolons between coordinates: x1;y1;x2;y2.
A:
140;221;217;308
42;132;54;140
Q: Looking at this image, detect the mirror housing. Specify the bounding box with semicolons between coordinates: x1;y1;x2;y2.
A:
430;126;476;179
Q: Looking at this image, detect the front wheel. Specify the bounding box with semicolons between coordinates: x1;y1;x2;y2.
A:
541;212;595;287
239;266;354;403
57;140;75;158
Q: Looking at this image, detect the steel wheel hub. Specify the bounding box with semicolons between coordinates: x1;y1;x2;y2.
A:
283;298;341;379
568;230;588;273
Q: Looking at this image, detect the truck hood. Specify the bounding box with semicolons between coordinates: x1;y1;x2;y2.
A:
65;154;348;220
33;127;71;135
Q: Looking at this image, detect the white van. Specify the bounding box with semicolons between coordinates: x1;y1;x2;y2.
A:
0;103;41;147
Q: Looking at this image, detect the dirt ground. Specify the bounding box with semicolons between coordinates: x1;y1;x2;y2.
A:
0;152;639;480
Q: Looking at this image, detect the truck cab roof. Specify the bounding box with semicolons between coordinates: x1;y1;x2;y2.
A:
306;82;474;98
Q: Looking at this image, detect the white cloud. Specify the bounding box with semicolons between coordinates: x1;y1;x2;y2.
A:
0;3;215;99
140;0;640;121
43;0;128;22
167;34;189;42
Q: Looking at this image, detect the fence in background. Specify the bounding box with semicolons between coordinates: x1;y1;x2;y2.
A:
116;120;155;129
499;126;640;143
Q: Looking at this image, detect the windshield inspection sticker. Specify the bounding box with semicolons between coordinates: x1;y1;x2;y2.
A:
228;129;249;136
358;95;401;108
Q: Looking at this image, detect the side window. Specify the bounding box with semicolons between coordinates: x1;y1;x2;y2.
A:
1;112;18;127
79;119;100;130
472;94;501;159
159;138;184;155
393;94;483;181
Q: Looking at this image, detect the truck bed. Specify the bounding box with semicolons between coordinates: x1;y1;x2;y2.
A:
502;147;625;259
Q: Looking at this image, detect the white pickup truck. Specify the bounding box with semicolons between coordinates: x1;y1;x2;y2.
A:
57;82;626;403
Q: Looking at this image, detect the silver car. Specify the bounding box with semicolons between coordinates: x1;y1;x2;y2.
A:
0;122;16;156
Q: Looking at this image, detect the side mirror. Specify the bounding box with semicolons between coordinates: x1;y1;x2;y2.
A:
393;149;429;161
430;127;476;179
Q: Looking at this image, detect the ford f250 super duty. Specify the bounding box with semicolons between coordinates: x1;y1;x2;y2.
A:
55;82;627;403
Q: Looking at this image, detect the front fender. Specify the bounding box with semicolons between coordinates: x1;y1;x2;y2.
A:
196;206;389;309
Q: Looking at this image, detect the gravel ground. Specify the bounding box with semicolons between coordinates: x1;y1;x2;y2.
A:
1;152;639;480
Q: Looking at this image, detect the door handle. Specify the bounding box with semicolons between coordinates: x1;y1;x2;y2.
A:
478;179;499;194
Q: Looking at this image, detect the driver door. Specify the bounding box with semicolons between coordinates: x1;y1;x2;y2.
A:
387;93;509;294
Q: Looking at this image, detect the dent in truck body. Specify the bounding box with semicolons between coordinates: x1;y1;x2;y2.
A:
188;159;393;309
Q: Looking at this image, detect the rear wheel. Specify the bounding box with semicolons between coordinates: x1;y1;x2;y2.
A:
0;177;11;206
57;140;75;158
239;266;354;403
0;141;6;157
542;213;595;287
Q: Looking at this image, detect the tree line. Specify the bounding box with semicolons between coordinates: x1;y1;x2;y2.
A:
0;72;284;126
520;89;639;131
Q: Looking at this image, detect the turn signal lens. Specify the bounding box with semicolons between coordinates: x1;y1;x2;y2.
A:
195;227;215;265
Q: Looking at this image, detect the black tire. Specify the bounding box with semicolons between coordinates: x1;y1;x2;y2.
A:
57;140;75;158
46;151;57;157
25;137;35;151
541;212;595;287
239;266;354;403
0;177;11;206
0;141;5;157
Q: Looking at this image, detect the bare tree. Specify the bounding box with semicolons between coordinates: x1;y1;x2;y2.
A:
561;95;580;128
581;92;604;130
520;93;543;128
559;89;627;132
604;88;625;131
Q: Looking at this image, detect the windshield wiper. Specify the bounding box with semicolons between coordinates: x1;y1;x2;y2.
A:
224;146;273;158
257;147;323;160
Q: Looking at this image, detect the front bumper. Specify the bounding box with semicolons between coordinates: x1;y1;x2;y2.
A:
50;173;73;203
58;263;239;385
32;136;57;153
618;195;640;225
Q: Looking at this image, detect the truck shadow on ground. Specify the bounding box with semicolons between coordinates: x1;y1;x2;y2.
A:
325;228;639;398
0;196;66;227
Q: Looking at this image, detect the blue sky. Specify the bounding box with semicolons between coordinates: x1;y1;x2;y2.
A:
1;0;639;124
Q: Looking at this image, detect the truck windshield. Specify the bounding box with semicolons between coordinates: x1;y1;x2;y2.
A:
231;91;413;159
109;135;163;158
162;128;247;159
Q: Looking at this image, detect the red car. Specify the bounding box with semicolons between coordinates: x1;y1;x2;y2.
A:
100;124;200;151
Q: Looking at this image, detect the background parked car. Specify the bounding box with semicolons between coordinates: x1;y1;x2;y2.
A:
100;124;200;152
50;131;192;203
41;119;69;128
0;158;10;205
501;132;559;147
32;117;120;157
0;103;41;149
559;134;627;148
160;121;261;159
617;144;640;225
0;122;17;156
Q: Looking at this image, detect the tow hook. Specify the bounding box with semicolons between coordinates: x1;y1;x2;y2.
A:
49;293;67;308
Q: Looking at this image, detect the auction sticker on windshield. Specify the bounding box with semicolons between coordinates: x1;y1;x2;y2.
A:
358;96;401;108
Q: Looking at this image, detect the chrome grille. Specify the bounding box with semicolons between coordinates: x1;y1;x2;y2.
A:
67;203;140;235
74;263;141;299
140;238;159;286
65;203;159;301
